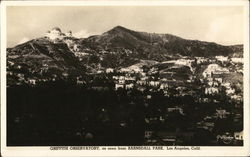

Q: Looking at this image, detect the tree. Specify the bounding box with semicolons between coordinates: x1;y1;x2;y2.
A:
88;55;100;64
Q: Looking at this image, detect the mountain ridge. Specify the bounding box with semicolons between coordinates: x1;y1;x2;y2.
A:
81;26;242;58
9;25;243;57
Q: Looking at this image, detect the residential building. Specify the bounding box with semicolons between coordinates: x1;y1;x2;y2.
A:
234;131;243;140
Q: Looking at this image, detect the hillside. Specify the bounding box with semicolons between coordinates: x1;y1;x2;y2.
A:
7;37;86;85
6;26;243;85
80;26;241;59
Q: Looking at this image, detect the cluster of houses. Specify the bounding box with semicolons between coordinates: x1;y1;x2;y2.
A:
195;56;243;65
201;62;243;109
104;59;196;97
216;131;243;145
7;59;69;86
202;63;238;96
108;66;185;98
144;108;243;146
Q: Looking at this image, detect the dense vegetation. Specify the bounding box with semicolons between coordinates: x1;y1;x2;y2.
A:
7;79;242;146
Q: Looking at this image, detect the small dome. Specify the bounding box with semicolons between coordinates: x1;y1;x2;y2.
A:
46;30;51;33
67;30;72;33
51;27;61;32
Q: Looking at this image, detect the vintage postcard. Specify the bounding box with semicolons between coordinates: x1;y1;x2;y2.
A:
1;0;249;156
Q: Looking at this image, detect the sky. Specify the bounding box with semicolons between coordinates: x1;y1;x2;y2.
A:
6;6;244;47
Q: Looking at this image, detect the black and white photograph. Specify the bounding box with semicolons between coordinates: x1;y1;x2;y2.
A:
1;0;249;156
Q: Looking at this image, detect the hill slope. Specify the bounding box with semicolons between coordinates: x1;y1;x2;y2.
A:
6;26;243;85
80;26;241;60
7;38;86;85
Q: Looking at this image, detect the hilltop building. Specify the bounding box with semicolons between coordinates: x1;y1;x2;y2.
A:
45;27;72;41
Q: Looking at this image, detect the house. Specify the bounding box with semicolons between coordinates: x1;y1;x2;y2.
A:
159;116;165;122
125;76;136;81
175;59;194;67
214;78;223;83
119;76;125;80
28;79;36;85
226;88;235;95
17;73;25;81
163;90;168;96
76;77;84;84
141;76;149;81
146;95;152;99
205;87;219;94
186;79;192;83
64;38;74;47
127;65;143;73
222;82;231;88
231;58;243;64
77;80;84;85
120;68;131;73
118;79;125;84
195;57;207;64
216;133;234;144
62;72;69;77
125;83;134;89
234;131;243;140
213;82;219;87
161;78;168;81
106;68;114;73
198;97;209;103
207;77;213;82
208;81;213;86
215;109;230;119
140;72;146;77
160;83;168;89
137;80;147;85
167;107;184;115
112;76;119;80
236;68;243;73
149;81;160;87
215;56;228;62
74;52;89;58
97;70;103;74
115;84;124;90
231;95;243;102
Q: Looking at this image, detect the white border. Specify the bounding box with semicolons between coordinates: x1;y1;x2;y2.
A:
1;1;249;156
